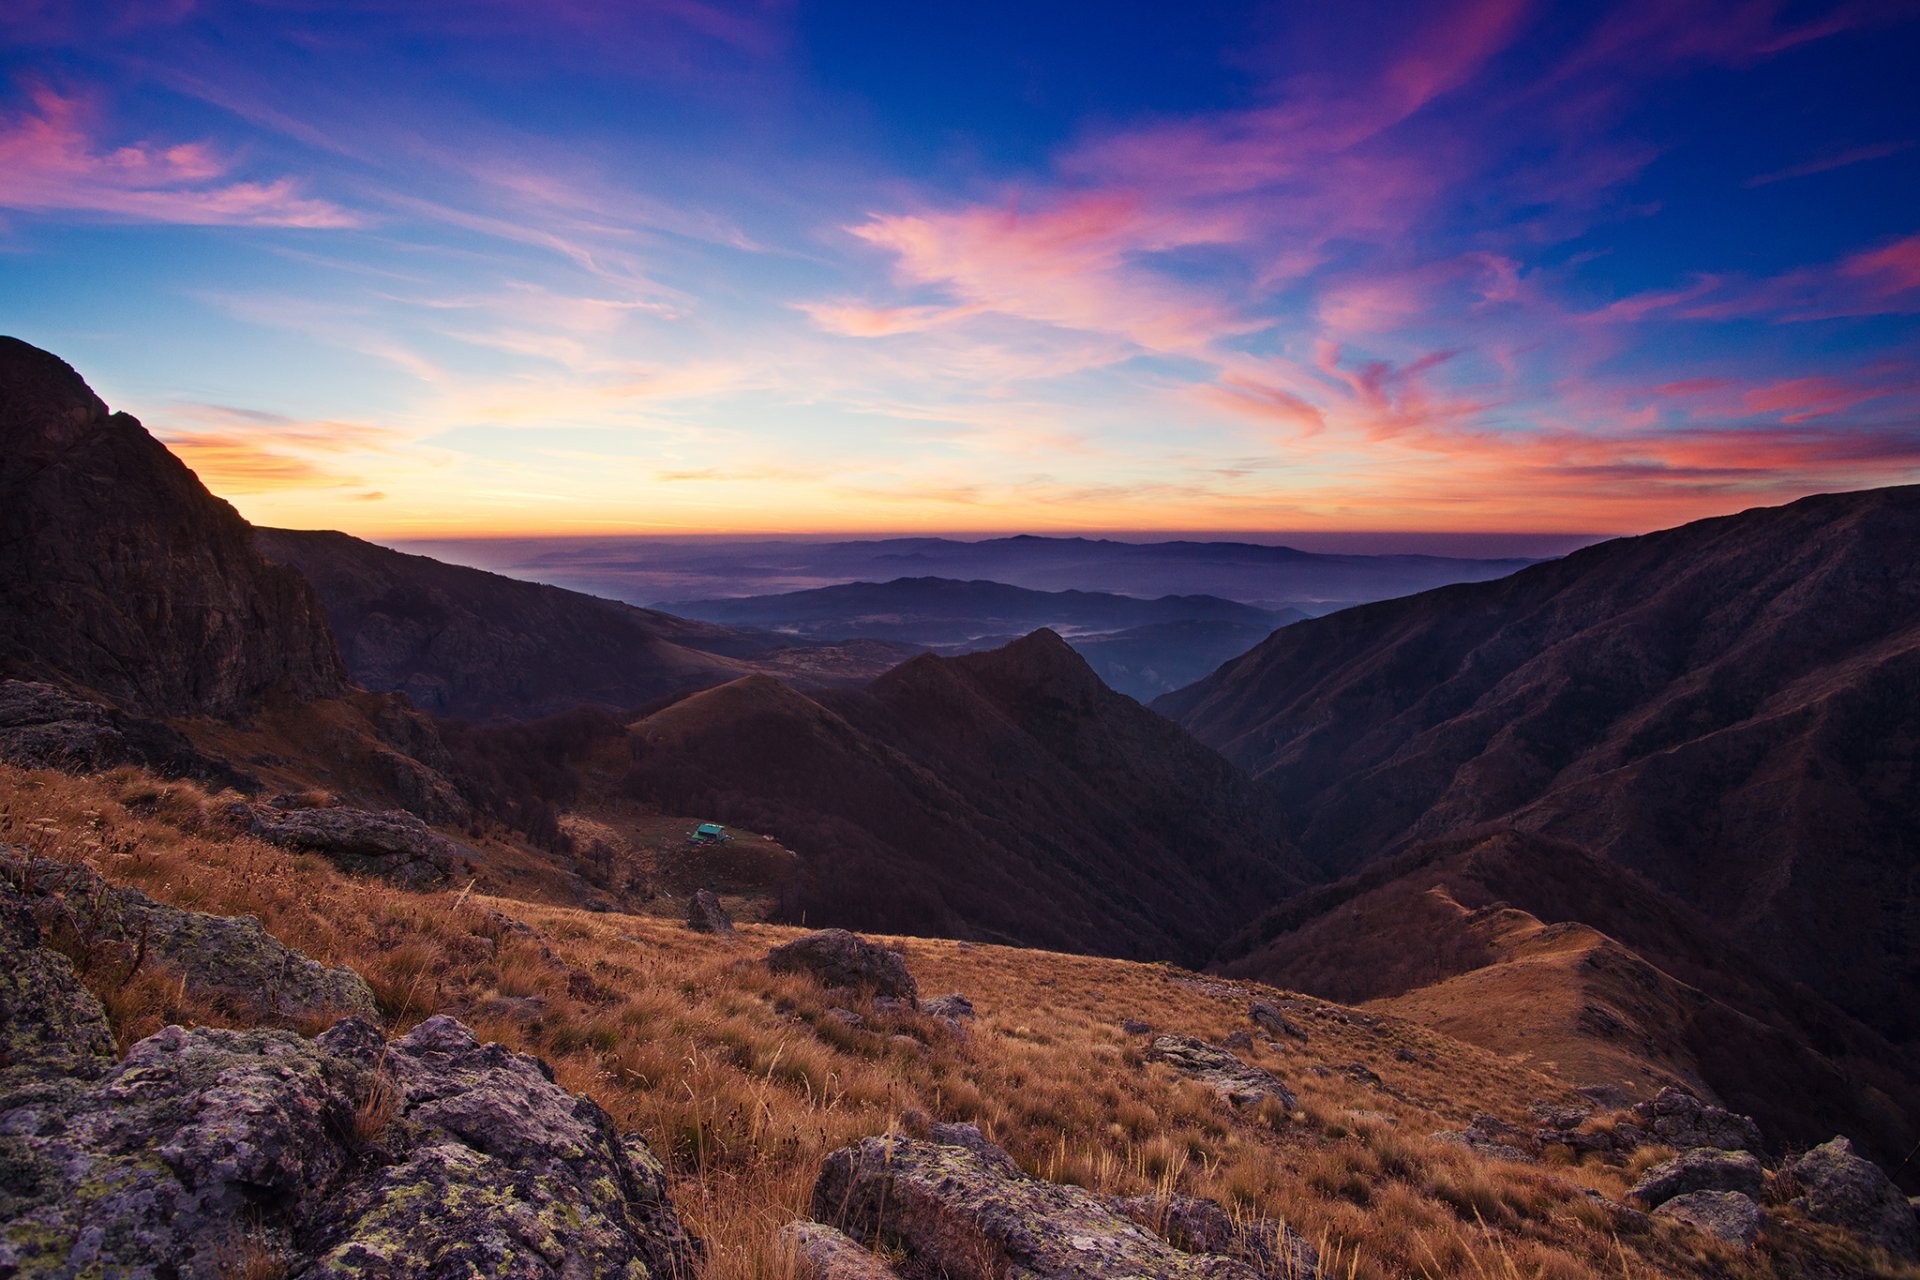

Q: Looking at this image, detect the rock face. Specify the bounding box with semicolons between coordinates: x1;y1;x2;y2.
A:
245;804;471;888
809;1134;1314;1280
3;853;377;1023
687;888;735;935
1250;999;1307;1043
1629;1148;1765;1207
1113;1194;1321;1278
1654;1191;1763;1248
1145;1035;1297;1109
0;878;116;1089
780;1221;901;1280
1632;1086;1764;1154
0;1010;701;1279
766;928;919;1003
1783;1137;1920;1260
0;337;346;718
0;680;247;786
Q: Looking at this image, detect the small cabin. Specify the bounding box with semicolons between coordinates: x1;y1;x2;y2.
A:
690;822;729;845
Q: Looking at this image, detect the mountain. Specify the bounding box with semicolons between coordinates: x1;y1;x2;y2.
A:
400;532;1537;609
257;528;916;721
1213;828;1918;1171
0;338;344;716
657;576;1307;699
620;630;1301;963
1071;618;1290;701
1158;487;1920;1051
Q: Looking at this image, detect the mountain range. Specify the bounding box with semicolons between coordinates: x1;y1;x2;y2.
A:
2;335;1916;1192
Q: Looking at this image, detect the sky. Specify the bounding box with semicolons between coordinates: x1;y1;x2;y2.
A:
2;0;1918;539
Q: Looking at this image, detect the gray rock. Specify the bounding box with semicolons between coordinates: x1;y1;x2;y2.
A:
1431;1128;1534;1163
686;888;735;935
1249;1000;1307;1043
1630;1148;1765;1208
1655;1191;1763;1248
1783;1137;1919;1260
824;1007;866;1029
0;878;115;1089
1146;1035;1297;1109
1115;1194;1321;1278
0;1013;700;1280
1223;1029;1254;1051
0;900;698;1279
767;928;918;1003
782;1220;902;1280
1630;1086;1763;1154
3;852;376;1023
1123;1018;1153;1035
246;804;471;888
921;993;975;1024
813;1134;1268;1280
0;680;244;786
925;1121;1019;1173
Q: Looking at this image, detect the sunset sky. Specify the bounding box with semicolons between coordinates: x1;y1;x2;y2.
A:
3;0;1918;538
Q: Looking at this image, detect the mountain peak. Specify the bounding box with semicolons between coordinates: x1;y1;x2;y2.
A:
0;336;109;452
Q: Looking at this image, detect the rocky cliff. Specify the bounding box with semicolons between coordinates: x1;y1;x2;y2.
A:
0;337;345;717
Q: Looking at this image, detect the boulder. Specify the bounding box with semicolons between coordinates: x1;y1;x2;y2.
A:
3;852;376;1023
246;804;471;889
1123;1018;1153;1035
1654;1191;1763;1248
1145;1035;1297;1109
921;993;975;1023
0;878;116;1089
1431;1128;1533;1163
1249;1000;1307;1043
686;888;735;935
0;680;248;787
766;928;918;1003
1631;1086;1763;1154
0;1013;701;1279
782;1220;902;1280
0;883;698;1279
1114;1194;1321;1278
812;1134;1280;1280
924;1121;1019;1173
1783;1137;1919;1260
1629;1148;1765;1208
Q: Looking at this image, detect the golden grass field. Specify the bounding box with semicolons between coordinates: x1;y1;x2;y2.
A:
3;759;1913;1280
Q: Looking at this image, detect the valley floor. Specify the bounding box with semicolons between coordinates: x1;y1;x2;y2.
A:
3;759;1913;1280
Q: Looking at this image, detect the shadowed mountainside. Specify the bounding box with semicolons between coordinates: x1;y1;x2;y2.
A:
1158;487;1920;1050
622;630;1302;964
256;527;920;721
1213;828;1919;1175
0;338;345;717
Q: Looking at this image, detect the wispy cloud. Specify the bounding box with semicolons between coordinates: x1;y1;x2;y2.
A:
0;84;357;228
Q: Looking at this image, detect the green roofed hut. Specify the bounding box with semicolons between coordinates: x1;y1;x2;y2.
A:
690;823;729;845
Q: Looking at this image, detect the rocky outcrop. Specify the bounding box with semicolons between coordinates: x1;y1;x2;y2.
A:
766;929;919;1003
1113;1194;1320;1278
1783;1137;1919;1260
808;1133;1316;1280
0;878;115;1089
781;1221;902;1280
1654;1191;1763;1248
1146;1035;1297;1109
0;680;251;787
921;993;975;1033
0;338;346;718
0;1011;701;1278
1432;1116;1534;1163
687;888;735;935
1250;999;1308;1043
245;804;471;888
1629;1147;1765;1207
1631;1086;1764;1154
3;853;377;1024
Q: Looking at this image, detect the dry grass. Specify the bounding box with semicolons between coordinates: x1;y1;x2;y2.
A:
2;760;1913;1280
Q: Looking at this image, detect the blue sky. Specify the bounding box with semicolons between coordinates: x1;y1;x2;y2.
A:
3;0;1917;536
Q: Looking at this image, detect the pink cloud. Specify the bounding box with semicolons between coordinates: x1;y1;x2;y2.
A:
841;193;1252;352
0;85;356;228
1746;140;1913;187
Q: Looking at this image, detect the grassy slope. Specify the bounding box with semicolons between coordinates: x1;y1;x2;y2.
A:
3;761;1913;1280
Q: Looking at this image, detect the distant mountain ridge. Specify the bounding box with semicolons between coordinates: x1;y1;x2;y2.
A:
400;531;1537;608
